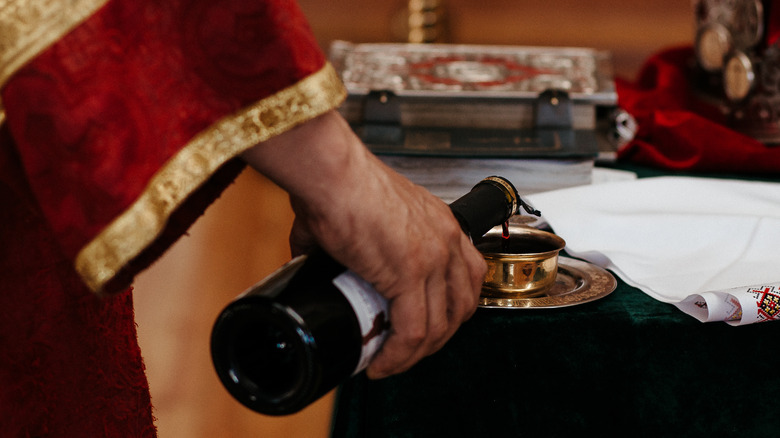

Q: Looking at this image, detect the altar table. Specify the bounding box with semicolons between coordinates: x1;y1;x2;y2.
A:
330;164;780;437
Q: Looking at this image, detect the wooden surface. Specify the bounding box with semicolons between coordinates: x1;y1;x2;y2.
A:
299;0;695;79
133;2;695;437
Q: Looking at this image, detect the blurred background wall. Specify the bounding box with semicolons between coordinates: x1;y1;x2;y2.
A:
133;1;694;437
300;0;695;78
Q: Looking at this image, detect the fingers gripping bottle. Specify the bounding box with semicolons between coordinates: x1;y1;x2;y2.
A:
210;176;522;415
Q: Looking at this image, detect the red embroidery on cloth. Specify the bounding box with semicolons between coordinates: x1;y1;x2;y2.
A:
754;286;780;321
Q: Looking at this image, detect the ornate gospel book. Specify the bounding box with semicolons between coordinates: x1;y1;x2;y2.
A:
330;41;618;159
330;41;621;199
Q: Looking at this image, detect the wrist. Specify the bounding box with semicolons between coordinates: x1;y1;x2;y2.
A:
241;110;370;208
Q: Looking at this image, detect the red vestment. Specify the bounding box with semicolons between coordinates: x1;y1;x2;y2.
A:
0;0;344;435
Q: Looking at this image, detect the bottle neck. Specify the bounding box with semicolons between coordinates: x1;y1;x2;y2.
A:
448;176;519;241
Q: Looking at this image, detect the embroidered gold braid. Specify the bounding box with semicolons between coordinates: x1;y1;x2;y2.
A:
75;63;347;294
0;0;109;121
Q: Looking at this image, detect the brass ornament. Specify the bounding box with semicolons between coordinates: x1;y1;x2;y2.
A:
479;257;617;309
724;50;755;101
696;22;733;72
478;225;565;298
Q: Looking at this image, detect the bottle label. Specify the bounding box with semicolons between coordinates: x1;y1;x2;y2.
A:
332;270;390;375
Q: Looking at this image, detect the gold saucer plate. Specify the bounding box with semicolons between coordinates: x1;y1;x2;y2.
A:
478;257;617;309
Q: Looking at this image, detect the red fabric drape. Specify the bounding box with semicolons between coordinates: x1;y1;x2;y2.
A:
0;0;328;435
3;0;324;263
616;46;780;173
0;127;156;436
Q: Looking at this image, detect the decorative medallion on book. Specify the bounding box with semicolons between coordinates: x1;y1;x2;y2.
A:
337;44;608;96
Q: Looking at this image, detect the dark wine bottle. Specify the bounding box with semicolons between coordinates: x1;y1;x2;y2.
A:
210;176;521;416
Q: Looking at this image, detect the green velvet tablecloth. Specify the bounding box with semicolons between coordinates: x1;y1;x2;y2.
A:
331;165;780;437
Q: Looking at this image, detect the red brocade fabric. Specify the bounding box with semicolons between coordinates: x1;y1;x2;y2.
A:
3;0;324;263
0;0;327;435
0;129;155;435
616;46;780;173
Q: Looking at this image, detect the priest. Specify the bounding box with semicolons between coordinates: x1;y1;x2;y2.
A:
0;0;487;435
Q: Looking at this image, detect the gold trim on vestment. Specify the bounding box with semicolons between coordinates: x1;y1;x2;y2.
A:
75;63;347;294
0;0;110;122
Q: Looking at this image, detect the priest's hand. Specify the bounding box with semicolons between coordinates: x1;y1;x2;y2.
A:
241;110;487;379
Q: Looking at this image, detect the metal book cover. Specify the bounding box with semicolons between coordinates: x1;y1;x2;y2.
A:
329;41;620;158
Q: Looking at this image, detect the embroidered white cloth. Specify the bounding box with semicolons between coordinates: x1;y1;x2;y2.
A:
525;176;780;325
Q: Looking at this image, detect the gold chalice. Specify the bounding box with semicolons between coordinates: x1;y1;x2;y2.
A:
475;224;566;298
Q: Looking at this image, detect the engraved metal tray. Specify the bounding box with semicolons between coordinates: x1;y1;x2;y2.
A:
478;256;617;309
